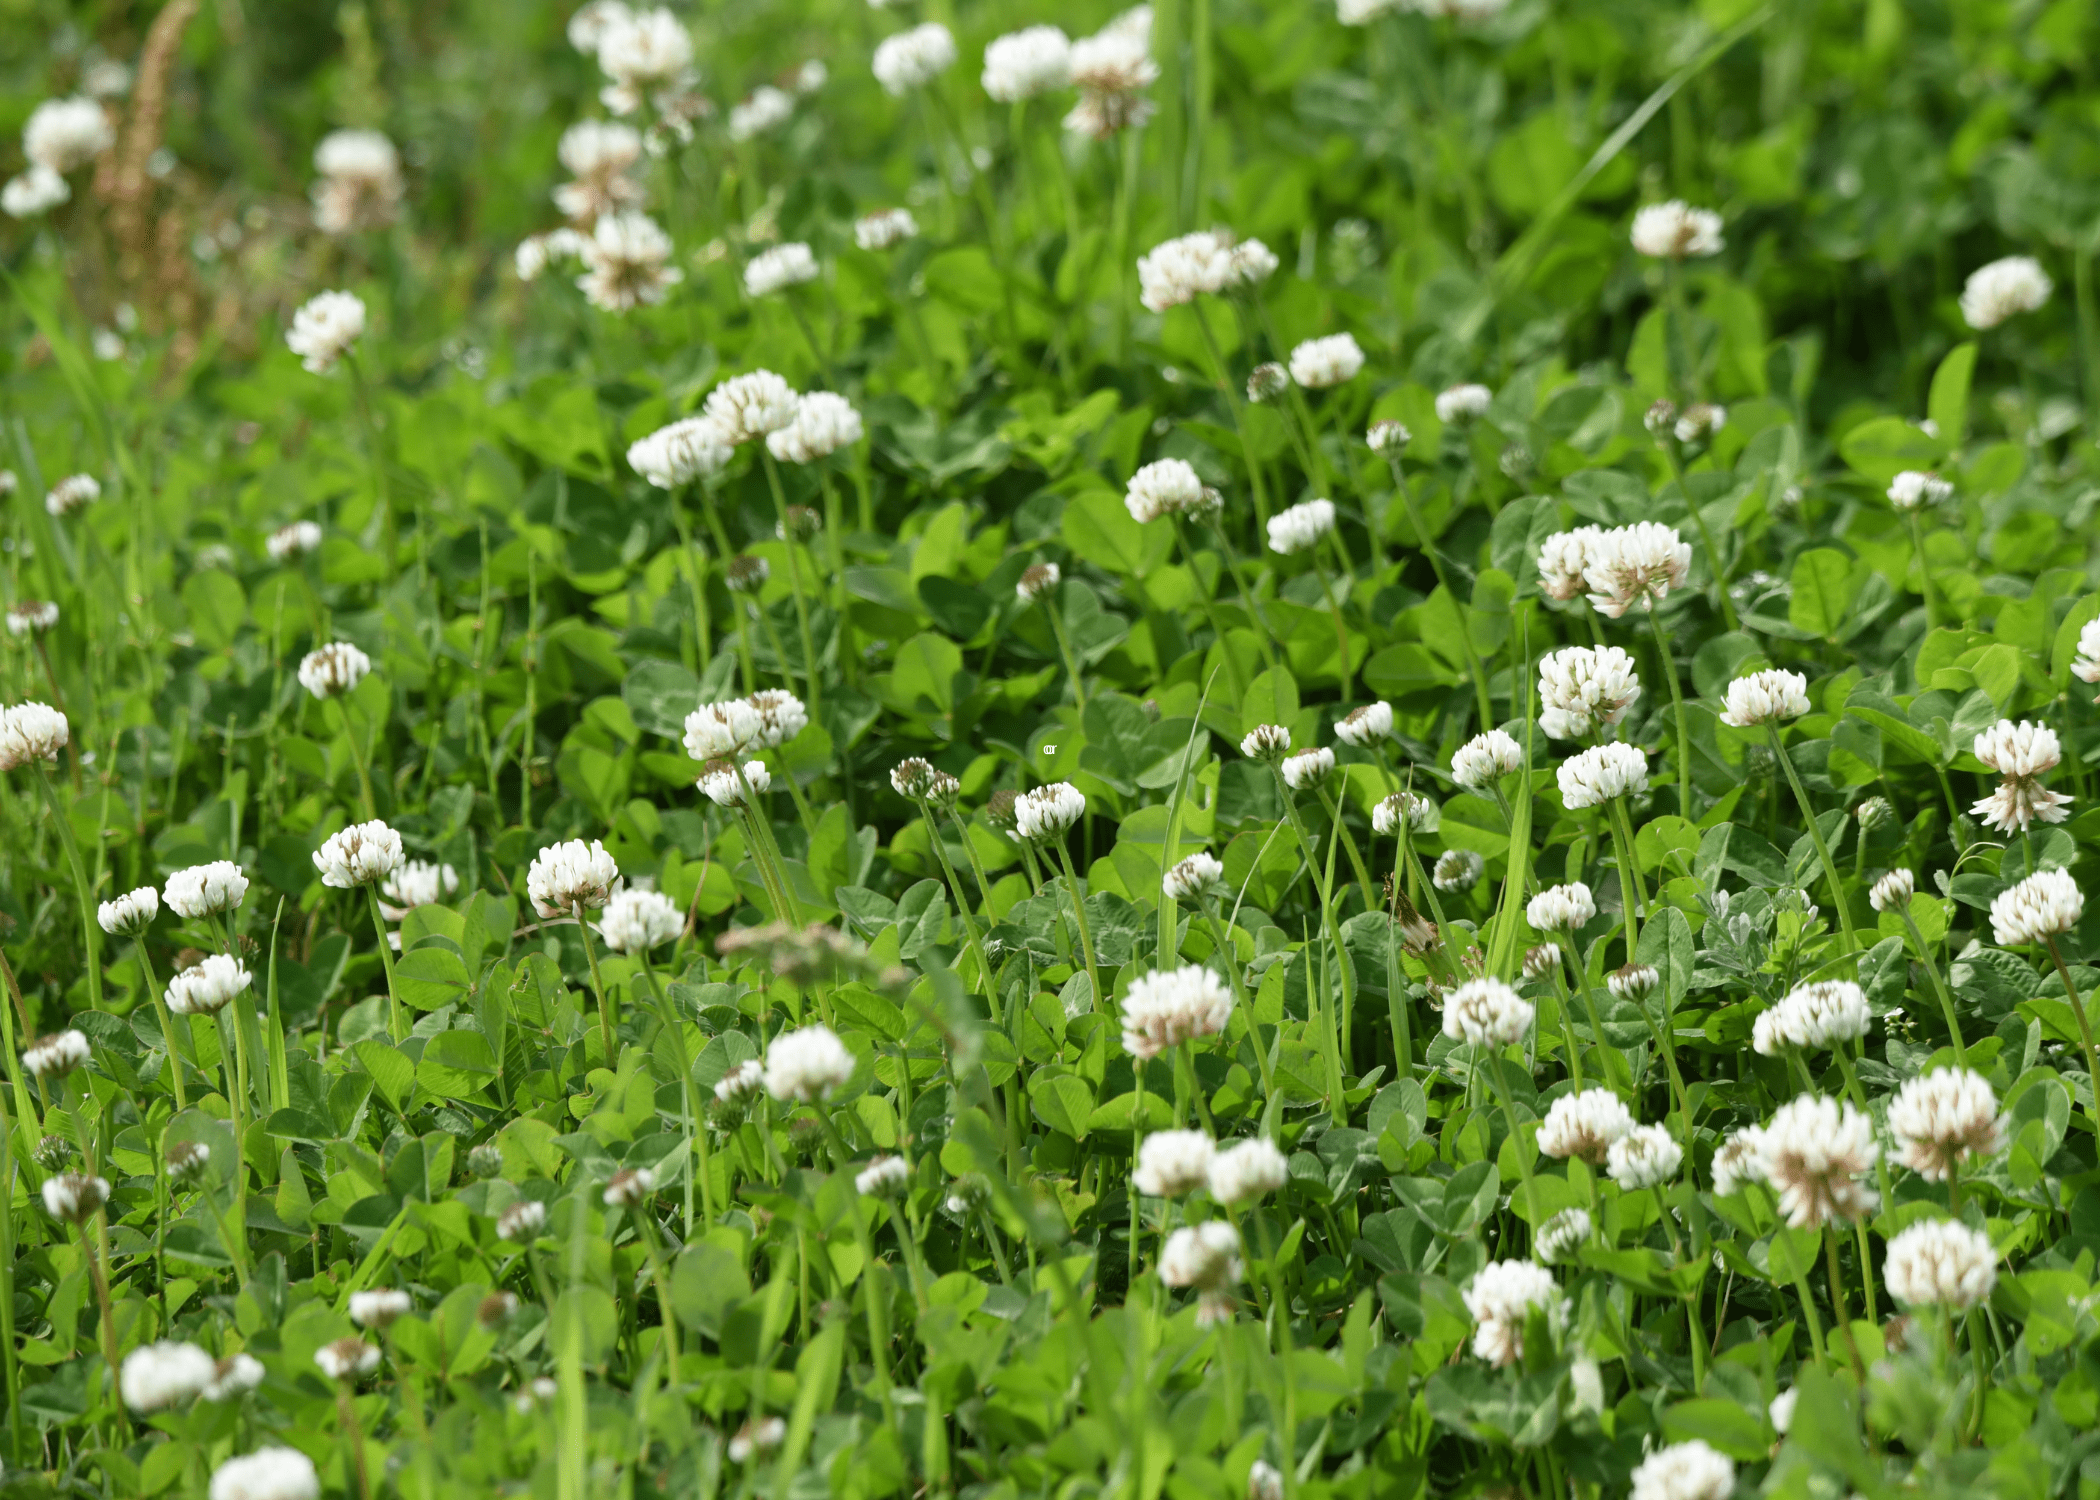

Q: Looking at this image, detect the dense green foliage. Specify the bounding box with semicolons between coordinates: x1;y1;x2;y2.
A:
4;1;2100;1498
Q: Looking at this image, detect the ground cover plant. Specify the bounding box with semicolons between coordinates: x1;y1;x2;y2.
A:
3;0;2100;1496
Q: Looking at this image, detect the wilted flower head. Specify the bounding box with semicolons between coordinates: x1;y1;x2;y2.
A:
1889;1069;2005;1181
1759;1094;1879;1229
1630;201;1724;259
313;821;403;888
1015;782;1086;839
1134;1129;1215;1197
1442;978;1533;1047
1435;383;1492;423
348;1289;412;1329
1526;882;1595;933
1207;1137;1287;1206
286;291;366;374
1451;729;1522;789
578;211;682;312
42;1172;110;1222
1334;701;1394;746
1990;867;2082;946
1606;1123;1682;1189
1462;1259;1562;1367
297;641;372;699
1887;470;1952;511
1884;1219;1997;1310
1433;849;1483;892
1163;852;1225;903
1537;645;1640;738
1287;333;1364;389
1960;255;2051;330
764;1024;856;1102
1538;1088;1634;1164
1063;22;1158;138
1557;742;1647;809
164;861;248;918
525;839;620;918
314;1337;380;1381
1266;498;1336;555
983;25;1072;101
1120;965;1233;1059
23;1029;90;1079
166;954;252;1016
1583;522;1692;618
873;23;958;94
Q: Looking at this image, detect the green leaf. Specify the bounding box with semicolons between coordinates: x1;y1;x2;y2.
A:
351;1039;417;1114
1029;1074;1096;1140
1660;1398;1772;1460
1837;415;1944;485
416;1029;498;1098
393;946;472;1012
1060;487;1170;578
1927;342;1978;446
180;571;248;651
1788;548;1858;640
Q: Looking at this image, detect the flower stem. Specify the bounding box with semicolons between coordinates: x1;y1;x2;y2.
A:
1044;593;1089;713
2044;935;2100;1125
574;905;615;1063
1645;608;1694;820
759;452;822;715
1052;841;1102;1017
366;886;406;1043
1768;722;1861;955
32;762;102;1013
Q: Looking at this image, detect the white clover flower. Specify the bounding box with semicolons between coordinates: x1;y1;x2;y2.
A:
1583;522;1692;618
1630;201;1724;259
1136;232;1234;312
1712;1126;1768;1196
741;690;809;748
42;1171;110;1222
526;839;620;918
854;1155;910;1196
1960;255;2051;330
727;86;794;142
714;1058;765;1105
311;129;403;235
348;1288;413;1328
1288;333;1364;389
1435;383;1493;423
1537;645;1641;739
1016;561;1061;602
200;1353;266;1403
2071;617;2100;695
1240;724;1290;761
1889;1069;2005;1182
208;1446;321;1500
1974;718;2062;779
1451;729;1522;789
166;954;253;1017
1121;965;1233;1059
854;208;918;250
1207;1137;1287;1206
1279;746;1335;791
1537;1088;1634;1165
603;1167;655;1207
1228;238;1278;285
23;1029;90;1079
744;242;819;298
1673;403;1727;444
1249;1463;1285;1500
628;414;734;489
379;860;459;919
983;25;1072;100
1608;964;1659;1002
1337;0;1403;21
2;165;69;217
1759;1094;1879;1229
1134;1130;1215;1197
1557;742;1647;809
313;1338;380;1381
497;1200;548;1241
1063;26;1158;138
98;885;160;937
569;2;633;53
267;521;324;561
1015;782;1086;839
1717;669;1810;729
684;698;766;760
596;8;696;114
1884;1219;1997;1310
706;370;801;444
764;1023;856;1102
873;23;958;95
297;641;372;700
1607;1123;1682;1189
1526;882;1595;933
1266;498;1336;554
556;120;645;201
285;290;365;374
313;821;403;889
1869;868;1915;913
1159;1220;1242;1324
1442;978;1533;1047
45;474;101;517
1124;458;1206;522
597;888;683;953
164;861;248;919
1887;470;1952;511
1537;523;1595;600
1535;1207;1591;1265
1162;852;1226;904
729;1416;788;1464
5;599;57;637
1991;867;2082;946
700;757;771;806
1628;1440;1733;1500
1334;701;1394;747
766;392;863;463
1753;979;1870;1055
24;97;113;173
1462;1259;1562;1367
1366;419;1410;454
1372;790;1438;836
1433;849;1483;892
1522;943;1561;981
578;211;682;312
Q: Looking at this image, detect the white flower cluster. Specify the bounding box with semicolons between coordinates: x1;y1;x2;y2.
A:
854;208;918;251
1537;1088;1634;1164
764;1023;856;1102
313;821;404;888
1883;1219;1997;1310
1120;965;1233;1059
873;23;958;95
380;860;460;917
707;370;802;444
578;211;683;312
597;888;683;953
1556;742;1647;809
2072;617;2100;700
767;393;863;463
1064;11;1158;139
526;838;620;918
1279;746;1335;791
1015;782;1086;839
45;474;100;516
312;129;403;235
3;98;112;218
1630;201;1724;258
1990;867;2082;947
1162;851;1225;903
1462;1259;1562;1367
1334;702;1393;746
1970;719;2072;834
1123;458;1208;522
165;861;248;918
1537;645;1640;739
1889;1068;2004;1181
24;1029;90;1079
1525;882;1595;933
1159;1221;1242;1325
1288;333;1364;389
1135;1129;1214;1197
1441;978;1533;1048
207;1447;320;1500
285;291;366;374
1581;522;1692;618
1717;669;1810;728
1869;867;1915;913
0;701;69;770
98;885;159;936
700;757;771;806
983;26;1072;101
1372;790;1438;835
1628;1440;1734;1500
594;7;698;116
1450;728;1522;788
727;87;794;142
1606;1123;1682;1189
1266;498;1336;555
1208;1137;1287;1205
1751;979;1870;1054
298;641;372;700
1960;255;2051;330
167;954;252;1016
1887;470;1952;511
745;242;820;298
629;416;735;488
1758;1094;1879;1229
268;521;324;561
554;120;646;223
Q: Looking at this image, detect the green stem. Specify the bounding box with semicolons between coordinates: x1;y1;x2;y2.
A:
1768;722;1861;955
32;763;102;1012
1044;594;1089;713
1645;608;1694;820
759;452;822;714
1899;908;1963;1064
1390;461;1494;729
574;906;615;1063
2044;936;2100;1125
366;886;406;1042
1052;841;1103;1017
